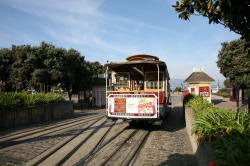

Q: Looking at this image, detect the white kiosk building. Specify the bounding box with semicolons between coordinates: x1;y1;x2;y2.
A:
184;68;215;102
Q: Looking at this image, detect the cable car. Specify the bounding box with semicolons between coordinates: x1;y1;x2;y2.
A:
105;54;170;122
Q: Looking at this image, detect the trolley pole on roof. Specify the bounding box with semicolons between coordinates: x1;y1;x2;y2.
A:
106;66;108;111
157;64;160;118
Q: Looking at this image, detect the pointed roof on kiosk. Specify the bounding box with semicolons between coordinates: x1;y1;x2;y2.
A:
184;68;215;83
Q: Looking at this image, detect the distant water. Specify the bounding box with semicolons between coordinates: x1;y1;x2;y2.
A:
170;79;223;90
169;79;186;90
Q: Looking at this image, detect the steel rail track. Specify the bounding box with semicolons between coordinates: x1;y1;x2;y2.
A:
0;113;103;142
55;120;109;166
31;117;105;166
74;120;120;166
0;111;102;140
97;130;138;166
0;115;104;149
125;130;151;166
100;130;150;166
78;125;142;166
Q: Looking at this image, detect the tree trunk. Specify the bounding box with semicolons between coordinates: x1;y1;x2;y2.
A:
248;97;250;114
236;88;239;109
68;91;72;101
48;85;52;93
78;92;80;103
83;91;87;101
241;88;245;105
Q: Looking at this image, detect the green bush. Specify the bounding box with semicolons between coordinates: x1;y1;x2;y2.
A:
185;95;250;165
174;87;182;92
218;88;230;93
213;134;250;166
245;89;250;99
215;88;230;98
192;109;250;141
183;93;195;105
0;92;28;110
186;95;214;117
0;92;65;111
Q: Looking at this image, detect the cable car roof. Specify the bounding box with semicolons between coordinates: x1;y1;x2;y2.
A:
126;54;159;61
105;54;166;68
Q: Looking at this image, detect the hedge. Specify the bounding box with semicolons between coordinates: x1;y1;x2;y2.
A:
0;92;65;111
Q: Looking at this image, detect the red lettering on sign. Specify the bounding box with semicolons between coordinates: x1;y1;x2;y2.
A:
199;87;210;97
114;98;126;113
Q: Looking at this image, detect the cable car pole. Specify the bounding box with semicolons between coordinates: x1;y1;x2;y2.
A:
157;64;160;118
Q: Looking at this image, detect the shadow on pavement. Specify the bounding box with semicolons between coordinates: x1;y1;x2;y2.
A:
126;105;186;133
212;99;226;105
0;120;121;150
163;106;185;132
158;153;197;166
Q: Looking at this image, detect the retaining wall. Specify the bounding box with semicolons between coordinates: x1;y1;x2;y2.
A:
0;102;73;129
184;106;215;166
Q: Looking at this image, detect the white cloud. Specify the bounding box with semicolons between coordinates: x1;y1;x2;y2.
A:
2;0;173;58
0;0;237;81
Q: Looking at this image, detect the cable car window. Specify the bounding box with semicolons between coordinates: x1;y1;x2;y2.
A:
113;72;130;90
145;72;164;89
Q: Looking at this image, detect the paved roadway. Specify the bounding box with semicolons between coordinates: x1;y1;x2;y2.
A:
0;94;197;166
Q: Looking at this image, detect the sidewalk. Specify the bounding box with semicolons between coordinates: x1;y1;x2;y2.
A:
212;95;239;110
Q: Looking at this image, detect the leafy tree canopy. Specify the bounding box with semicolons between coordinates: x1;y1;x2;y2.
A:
172;0;250;40
0;42;104;99
223;78;232;88
217;39;250;88
174;87;182;92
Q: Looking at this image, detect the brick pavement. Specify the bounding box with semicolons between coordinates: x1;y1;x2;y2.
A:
0;125;81;166
0;101;197;166
212;95;238;110
0;109;104;166
134;95;197;166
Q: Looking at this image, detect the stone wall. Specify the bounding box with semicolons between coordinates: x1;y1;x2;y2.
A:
184;107;215;166
0;102;73;129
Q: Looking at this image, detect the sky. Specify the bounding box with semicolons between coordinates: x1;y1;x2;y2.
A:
0;0;240;84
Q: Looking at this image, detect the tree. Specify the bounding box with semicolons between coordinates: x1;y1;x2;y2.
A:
217;39;250;105
10;45;34;91
217;39;250;88
60;48;89;100
172;0;250;40
0;42;102;101
223;78;232;88
174;87;182;92
85;61;104;89
0;48;14;91
86;61;104;78
30;42;64;92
